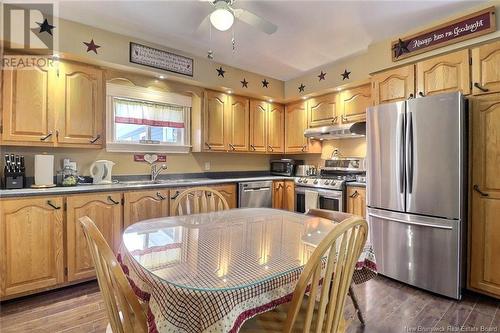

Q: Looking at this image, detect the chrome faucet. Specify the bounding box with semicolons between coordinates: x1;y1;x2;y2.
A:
151;163;167;181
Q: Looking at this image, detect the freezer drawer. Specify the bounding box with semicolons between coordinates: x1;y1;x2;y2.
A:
368;208;462;299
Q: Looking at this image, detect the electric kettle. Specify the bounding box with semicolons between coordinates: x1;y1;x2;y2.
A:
90;160;115;184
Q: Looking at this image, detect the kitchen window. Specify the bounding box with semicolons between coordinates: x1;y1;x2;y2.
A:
106;83;191;153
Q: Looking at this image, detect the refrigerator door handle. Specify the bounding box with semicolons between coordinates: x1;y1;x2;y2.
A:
368;212;453;230
406;112;414;194
399;112;405;194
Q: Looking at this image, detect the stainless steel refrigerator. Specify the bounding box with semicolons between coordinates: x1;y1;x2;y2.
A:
367;92;466;299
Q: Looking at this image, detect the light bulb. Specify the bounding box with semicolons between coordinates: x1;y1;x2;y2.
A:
210;7;234;31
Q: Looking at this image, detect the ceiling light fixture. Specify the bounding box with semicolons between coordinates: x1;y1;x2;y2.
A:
227;90;232;94
159;75;165;79
210;1;234;32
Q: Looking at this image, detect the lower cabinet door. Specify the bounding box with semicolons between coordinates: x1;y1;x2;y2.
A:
0;197;64;298
272;181;284;209
211;184;237;208
66;193;122;282
283;180;295;212
123;190;169;228
347;186;366;218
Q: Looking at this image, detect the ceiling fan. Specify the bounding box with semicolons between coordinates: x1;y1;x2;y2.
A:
201;0;278;35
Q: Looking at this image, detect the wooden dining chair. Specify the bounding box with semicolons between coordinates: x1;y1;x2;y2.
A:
307;208;366;326
79;216;148;333
241;216;368;333
171;186;229;216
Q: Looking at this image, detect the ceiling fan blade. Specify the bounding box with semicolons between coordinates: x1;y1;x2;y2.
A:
195;14;211;35
233;8;277;35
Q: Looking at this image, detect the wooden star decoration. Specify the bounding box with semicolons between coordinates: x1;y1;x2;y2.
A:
298;83;306;93
393;38;410;58
83;39;101;54
262;79;269;88
341;69;351;81
37;18;55;35
216;66;225;78
318;71;326;81
241;78;248;88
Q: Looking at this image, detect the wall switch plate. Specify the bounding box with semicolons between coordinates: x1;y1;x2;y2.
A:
204;162;211;171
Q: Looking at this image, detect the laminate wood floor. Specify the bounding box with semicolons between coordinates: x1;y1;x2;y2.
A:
0;276;498;333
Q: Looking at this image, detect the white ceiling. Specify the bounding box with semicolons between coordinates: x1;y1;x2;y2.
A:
56;0;485;80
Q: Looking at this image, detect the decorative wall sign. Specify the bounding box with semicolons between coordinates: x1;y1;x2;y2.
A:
134;154;167;163
392;6;496;61
130;42;193;76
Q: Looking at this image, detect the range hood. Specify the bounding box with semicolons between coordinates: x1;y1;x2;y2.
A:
304;121;366;139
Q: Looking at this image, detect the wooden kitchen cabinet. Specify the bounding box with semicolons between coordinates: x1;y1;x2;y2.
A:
1;60;103;147
267;103;285;153
283;180;295;211
472;40;500;95
204;90;228;151
169;184;237;215
469;94;500;298
2;64;55;144
123;190;169;228
272;181;284;209
66;193;122;282
249;100;268;152
346;186;366;218
55;61;103;146
416;49;470;96
0;197;64;299
307;93;339;127
285;100;309;153
339;84;371;123
372;65;415;105
227;95;249;152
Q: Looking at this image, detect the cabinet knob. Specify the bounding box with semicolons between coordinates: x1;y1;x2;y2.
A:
408;93;414;99
474;83;489;93
89;134;101;144
40;132;53;141
418;92;425;97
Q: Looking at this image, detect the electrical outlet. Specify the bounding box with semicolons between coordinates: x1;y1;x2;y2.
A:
204;162;211;171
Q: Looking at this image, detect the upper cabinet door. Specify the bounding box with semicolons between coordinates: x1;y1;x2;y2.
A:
249;100;268;152
227;95;249;152
56;62;103;146
0;197;64;298
2;65;55;143
204;91;227;151
339;84;371;123
472;40;500;95
268;103;285;153
416;49;471;96
285;100;308;153
308;93;339;127
372;65;415;105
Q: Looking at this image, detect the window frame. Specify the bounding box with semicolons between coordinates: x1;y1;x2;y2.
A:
106;83;192;153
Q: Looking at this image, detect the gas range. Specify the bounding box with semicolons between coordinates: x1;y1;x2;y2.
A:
294;175;356;190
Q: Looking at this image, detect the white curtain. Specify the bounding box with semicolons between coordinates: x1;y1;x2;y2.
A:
114;98;186;128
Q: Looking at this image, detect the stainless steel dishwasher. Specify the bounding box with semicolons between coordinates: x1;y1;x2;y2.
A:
238;181;273;208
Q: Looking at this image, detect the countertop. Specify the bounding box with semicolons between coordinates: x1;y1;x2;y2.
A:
0;176;293;198
346;182;366;187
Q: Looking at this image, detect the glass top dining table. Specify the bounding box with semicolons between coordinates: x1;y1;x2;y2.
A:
122;208;336;292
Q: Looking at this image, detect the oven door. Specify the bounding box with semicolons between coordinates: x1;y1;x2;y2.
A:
295;187;344;213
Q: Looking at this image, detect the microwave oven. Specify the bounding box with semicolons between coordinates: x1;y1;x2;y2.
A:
270;159;303;176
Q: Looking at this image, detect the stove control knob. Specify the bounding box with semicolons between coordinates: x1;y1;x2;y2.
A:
313;179;319;184
303;179;308;184
324;180;330;185
297;178;302;183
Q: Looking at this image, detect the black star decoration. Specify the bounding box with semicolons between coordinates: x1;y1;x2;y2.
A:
262;79;269;88
241;78;248;88
83;39;101;54
318;71;326;81
341;69;351;81
298;83;306;93
216;66;225;78
37;18;55;36
393;38;410;58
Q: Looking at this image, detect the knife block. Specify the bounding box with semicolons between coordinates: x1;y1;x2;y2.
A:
4;170;25;189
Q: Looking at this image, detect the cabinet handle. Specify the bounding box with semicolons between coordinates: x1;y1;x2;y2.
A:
301;145;306;152
47;200;61;210
205;142;212;150
474;83;489;93
89;134;101;144
40;132;53;141
418;92;425;97
408;93;414;99
156;192;166;200
473;185;489;197
229;143;236;151
268;145;274;152
332;116;338;124
349;191;359;198
250;144;256;151
107;196;120;205
171;191;180;200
